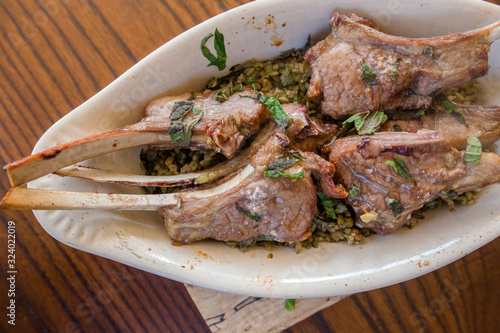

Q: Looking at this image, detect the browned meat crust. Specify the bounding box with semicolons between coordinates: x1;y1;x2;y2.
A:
327;130;500;234
305;13;497;119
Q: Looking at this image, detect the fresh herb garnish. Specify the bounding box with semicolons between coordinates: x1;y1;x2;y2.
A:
168;101;195;143
392;59;401;82
339;110;388;136
385;157;416;185
282;64;295;86
167;101;204;146
235;202;261;222
464;135;482;164
201;28;227;70
387;198;404;217
422;45;436;59
348;180;362;199
317;192;337;220
393;124;403;132
248;86;291;128
285;299;296;312
435;93;468;127
360;61;378;85
264;152;305;179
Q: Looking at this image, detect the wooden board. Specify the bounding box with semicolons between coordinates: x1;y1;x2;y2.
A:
186;285;348;332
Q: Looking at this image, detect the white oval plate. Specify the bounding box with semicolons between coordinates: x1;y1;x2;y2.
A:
29;0;500;298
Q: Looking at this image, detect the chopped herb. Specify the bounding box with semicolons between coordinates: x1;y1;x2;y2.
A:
264;152;305;179
247;86;291;128
235;203;261;222
422;45;436;59
360;61;378;85
317;192;337;220
293;92;299;105
264;96;290;129
168;101;195;143
177;110;204;146
393;124;403;132
285;299;296;312
387;198;404;217
187;92;196;101
392;59;401;82
435;93;468;127
385;157;416;185
229;63;240;72
167;101;204;146
201;28;227;70
464;135;482;164
277;171;304;179
282;64;295;86
340;110;388;136
348;180;362;199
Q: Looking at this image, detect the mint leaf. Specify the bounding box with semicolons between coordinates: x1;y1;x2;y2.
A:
339;110;387;136
387;198;404;217
464;135;482;164
285;299;296;312
264;152;304;179
201;28;227;70
385;157;416;185
360;61;378;85
317;192;337;220
436;93;468;127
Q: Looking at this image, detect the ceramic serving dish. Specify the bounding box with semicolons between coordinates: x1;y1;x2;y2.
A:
29;0;500;298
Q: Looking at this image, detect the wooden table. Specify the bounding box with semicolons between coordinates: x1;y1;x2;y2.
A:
1;0;499;332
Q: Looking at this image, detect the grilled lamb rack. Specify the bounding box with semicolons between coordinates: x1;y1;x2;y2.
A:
5;87;266;187
380;102;500;150
305;13;500;119
160;131;345;244
1;130;346;245
327;130;500;235
51;102;338;187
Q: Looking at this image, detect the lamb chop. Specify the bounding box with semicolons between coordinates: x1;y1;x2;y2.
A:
327;130;500;235
159;131;346;244
1;130;346;245
380;102;500;150
305;13;500;119
5;87;266;187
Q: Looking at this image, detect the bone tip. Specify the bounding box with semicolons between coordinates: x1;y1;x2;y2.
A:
487;20;500;43
0;188;15;210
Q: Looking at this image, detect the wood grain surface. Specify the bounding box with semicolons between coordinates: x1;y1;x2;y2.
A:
0;0;499;332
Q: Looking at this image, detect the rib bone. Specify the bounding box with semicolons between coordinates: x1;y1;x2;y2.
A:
0;165;255;211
